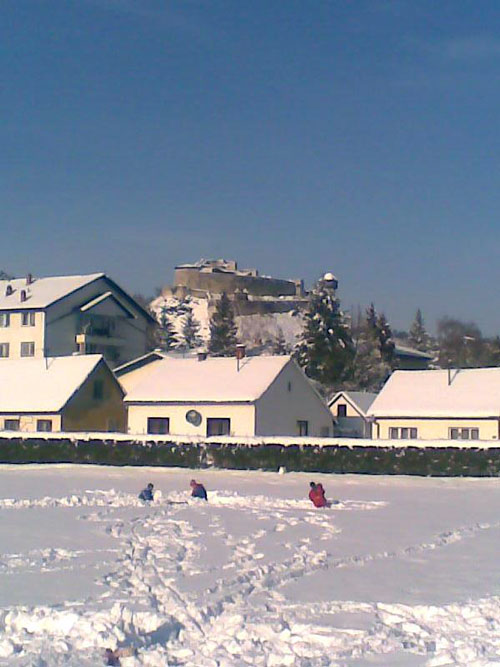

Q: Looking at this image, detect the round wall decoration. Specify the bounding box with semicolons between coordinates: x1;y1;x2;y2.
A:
185;409;202;426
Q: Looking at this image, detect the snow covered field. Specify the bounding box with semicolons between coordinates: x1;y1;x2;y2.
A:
1;466;500;666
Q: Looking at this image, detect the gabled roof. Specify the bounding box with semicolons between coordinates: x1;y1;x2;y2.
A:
114;350;167;377
0;273;104;310
0;355;105;412
125;355;291;403
80;291;136;318
329;391;377;416
369;367;500;418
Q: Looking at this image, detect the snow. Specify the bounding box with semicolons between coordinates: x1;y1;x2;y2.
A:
1;466;500;665
370;367;500;418
0;355;103;412
124;355;291;403
0;274;104;310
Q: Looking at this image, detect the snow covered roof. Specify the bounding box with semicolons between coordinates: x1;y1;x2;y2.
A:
329;391;377;416
394;344;433;360
0;273;104;310
124;355;291;403
369;367;500;418
0;355;105;412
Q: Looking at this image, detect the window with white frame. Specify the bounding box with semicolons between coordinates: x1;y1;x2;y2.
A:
0;313;10;327
389;427;418;439
0;343;9;358
21;311;36;326
20;342;35;357
449;427;479;440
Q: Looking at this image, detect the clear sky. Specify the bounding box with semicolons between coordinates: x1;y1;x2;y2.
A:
2;1;500;334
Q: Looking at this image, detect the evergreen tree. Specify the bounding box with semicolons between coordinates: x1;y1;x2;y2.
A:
348;304;394;391
408;308;430;351
376;313;395;364
273;327;289;355
181;309;202;350
296;279;354;387
208;293;238;356
157;305;178;351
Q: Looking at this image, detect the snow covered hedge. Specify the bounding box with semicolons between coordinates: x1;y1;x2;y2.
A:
0;437;499;476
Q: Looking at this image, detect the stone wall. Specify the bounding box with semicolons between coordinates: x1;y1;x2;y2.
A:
174;268;303;297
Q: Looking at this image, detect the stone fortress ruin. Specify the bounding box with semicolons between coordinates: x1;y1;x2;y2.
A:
162;259;320;316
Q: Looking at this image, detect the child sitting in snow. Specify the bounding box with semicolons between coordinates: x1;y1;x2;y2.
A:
308;481;329;508
138;483;154;502
190;479;208;501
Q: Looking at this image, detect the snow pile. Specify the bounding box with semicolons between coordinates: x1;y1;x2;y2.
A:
1;466;500;665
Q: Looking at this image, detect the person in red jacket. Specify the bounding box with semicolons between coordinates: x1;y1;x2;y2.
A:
309;481;329;508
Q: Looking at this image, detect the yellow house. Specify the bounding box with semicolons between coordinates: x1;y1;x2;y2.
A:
0;355;126;433
0;273;155;368
369;368;500;442
122;355;334;437
328;391;377;438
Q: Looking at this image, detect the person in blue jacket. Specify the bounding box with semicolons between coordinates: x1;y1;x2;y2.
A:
138;482;154;502
190;479;207;501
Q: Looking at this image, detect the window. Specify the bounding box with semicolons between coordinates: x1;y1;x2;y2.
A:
287;381;292;392
297;420;309;436
0;313;10;327
389;427;418;439
147;417;170;435
449;427;479;440
337;404;347;418
21;312;36;326
207;418;231;436
37;419;52;432
20;342;35;357
93;380;104;400
0;343;9;358
4;419;19;431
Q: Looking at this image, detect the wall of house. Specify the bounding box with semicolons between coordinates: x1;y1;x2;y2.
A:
255;361;333;437
127;403;256;436
45;276;150;367
330;398;361;418
61;361;127;432
0;414;62;432
373;417;499;441
335;416;370;438
0;310;46;359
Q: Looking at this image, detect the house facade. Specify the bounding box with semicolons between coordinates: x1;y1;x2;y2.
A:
369;367;500;441
122;355;334;437
0;355;126;433
329;391;377;438
0;273;155;368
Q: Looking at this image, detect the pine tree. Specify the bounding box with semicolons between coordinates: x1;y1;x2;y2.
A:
348;304;394;391
408;309;430;352
208;293;238;356
296;279;354;387
157;305;178;351
273;327;288;355
181;309;202;350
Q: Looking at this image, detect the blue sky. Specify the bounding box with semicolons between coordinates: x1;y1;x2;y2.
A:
2;1;500;334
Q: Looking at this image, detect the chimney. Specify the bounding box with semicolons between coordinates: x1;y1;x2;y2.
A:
20;289;27;302
26;273;33;285
5;285;13;297
197;351;207;362
236;344;246;371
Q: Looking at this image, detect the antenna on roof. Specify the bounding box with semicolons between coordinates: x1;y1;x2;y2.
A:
236;344;246;372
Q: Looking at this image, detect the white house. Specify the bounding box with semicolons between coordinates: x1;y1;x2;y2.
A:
0;273;155;367
123;354;334;437
0;355;126;433
369;367;500;441
329;391;377;438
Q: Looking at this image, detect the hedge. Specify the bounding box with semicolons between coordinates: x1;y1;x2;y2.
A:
0;437;499;476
